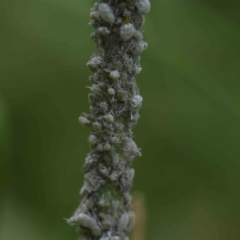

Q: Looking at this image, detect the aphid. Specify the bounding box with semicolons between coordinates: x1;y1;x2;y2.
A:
116;17;123;24
98;3;115;24
103;154;112;164
108;87;115;95
134;30;143;40
137;41;148;53
120;171;133;192
98;26;111;36
128;57;134;66
111;136;120;144
122;53;129;62
111;237;120;240
88;135;98;146
104;114;114;123
79;116;91;126
90;2;98;11
90;106;98;114
88;84;102;95
97;82;105;89
121;72;128;81
133;65;142;75
97;198;110;208
90;31;100;43
126;211;135;232
110;170;121;181
117;90;128;102
85;170;104;191
67;213;101;237
84;155;94;166
74;197;93;215
92;122;102;132
105;129;113;137
114;60;123;71
98;164;109;177
131;95;143;108
99;213;113;230
104;143;112;151
99;102;108;112
136;0;151;15
136;55;141;62
88;93;96;104
109;70;120;80
112;153;120;166
120;23;135;41
90;11;100;20
79;183;88;196
83;113;94;121
126;168;135;182
96;144;104;152
118;212;129;232
123;193;132;206
87;56;102;71
101;220;112;230
123;139;141;159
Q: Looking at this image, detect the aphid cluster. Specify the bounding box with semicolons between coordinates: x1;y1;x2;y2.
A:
68;0;150;239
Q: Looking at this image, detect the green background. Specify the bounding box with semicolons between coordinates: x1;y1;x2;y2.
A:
1;0;240;239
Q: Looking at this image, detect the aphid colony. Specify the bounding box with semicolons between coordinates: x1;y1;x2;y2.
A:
67;0;150;239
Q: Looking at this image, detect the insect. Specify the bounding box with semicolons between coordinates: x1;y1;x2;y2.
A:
96;143;104;152
104;114;114;123
120;23;135;41
104;143;112;151
136;0;151;15
108;88;116;95
98;163;109;177
117;90;128;102
92;122;103;132
68;213;101;237
109;70;120;80
98;26;111;36
118;212;129;232
98;3;115;24
79;116;91;126
88;134;98;146
111;136;120;144
131;95;143;108
111;237;120;240
99;102;108;112
87;56;102;72
126;211;135;232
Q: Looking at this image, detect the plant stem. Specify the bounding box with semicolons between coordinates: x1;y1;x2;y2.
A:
67;1;150;239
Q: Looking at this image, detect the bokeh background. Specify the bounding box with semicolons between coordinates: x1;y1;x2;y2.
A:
1;0;240;239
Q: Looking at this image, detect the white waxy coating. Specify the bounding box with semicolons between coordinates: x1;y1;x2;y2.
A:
98;26;110;36
136;0;151;15
77;213;101;237
131;95;143;108
98;3;115;24
108;87;116;95
109;70;120;80
118;212;129;232
88;135;98;145
79;116;90;125
120;23;135;41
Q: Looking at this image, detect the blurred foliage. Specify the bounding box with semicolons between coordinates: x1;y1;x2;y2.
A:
1;0;240;239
